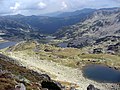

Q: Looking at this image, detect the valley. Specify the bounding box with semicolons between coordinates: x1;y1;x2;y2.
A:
0;7;120;90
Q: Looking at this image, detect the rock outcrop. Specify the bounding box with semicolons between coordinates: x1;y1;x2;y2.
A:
55;7;120;55
87;84;100;90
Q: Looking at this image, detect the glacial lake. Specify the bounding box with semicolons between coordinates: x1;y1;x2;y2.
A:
0;41;17;49
57;42;68;48
83;64;120;83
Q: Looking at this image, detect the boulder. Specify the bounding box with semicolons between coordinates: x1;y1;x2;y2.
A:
87;84;100;90
41;81;62;90
93;48;103;54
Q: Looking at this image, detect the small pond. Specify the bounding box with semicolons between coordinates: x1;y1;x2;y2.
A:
83;64;120;83
57;42;68;48
0;41;17;49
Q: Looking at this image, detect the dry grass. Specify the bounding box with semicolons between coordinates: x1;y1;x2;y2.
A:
1;41;120;69
0;57;46;90
0;78;16;90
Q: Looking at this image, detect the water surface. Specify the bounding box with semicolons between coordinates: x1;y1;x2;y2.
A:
57;42;68;48
0;41;17;49
83;64;120;83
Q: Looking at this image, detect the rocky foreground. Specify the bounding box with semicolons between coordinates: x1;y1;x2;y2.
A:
0;54;63;90
0;53;119;90
0;41;120;90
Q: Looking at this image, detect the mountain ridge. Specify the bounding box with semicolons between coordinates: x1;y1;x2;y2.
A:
0;8;95;34
54;7;120;55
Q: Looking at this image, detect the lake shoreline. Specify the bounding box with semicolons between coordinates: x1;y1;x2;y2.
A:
82;64;120;83
0;41;18;49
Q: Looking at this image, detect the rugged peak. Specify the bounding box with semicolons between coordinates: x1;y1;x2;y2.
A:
89;7;120;19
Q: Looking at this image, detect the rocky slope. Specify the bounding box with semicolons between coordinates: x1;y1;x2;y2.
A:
0;53;64;90
1;41;120;90
0;16;32;40
0;16;47;41
0;9;95;41
55;7;120;55
0;52;105;90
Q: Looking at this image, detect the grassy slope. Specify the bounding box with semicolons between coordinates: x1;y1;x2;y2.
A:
1;41;120;69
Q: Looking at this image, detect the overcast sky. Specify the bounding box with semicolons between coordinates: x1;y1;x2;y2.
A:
0;0;120;16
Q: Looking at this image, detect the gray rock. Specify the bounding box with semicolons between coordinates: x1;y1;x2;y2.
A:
87;84;100;90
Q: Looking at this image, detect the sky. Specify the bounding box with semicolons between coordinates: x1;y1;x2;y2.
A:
0;0;120;16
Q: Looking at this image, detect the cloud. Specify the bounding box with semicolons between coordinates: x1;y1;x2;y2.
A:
10;2;20;11
0;0;120;16
38;2;47;9
61;1;68;10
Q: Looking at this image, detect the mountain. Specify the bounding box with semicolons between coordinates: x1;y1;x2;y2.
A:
54;7;120;55
0;16;33;40
57;8;96;17
0;16;31;33
40;11;63;17
40;8;96;17
0;9;94;41
0;9;95;34
3;15;86;34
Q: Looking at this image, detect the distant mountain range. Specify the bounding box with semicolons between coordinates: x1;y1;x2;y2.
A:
0;7;120;54
56;8;96;17
42;8;96;17
55;7;120;54
0;8;95;35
